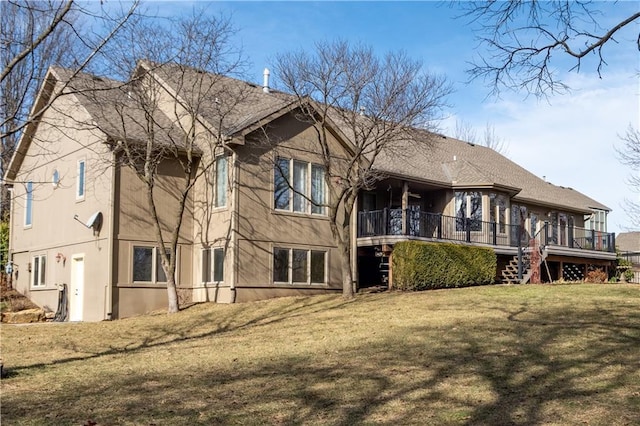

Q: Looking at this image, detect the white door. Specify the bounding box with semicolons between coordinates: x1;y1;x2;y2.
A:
69;255;84;321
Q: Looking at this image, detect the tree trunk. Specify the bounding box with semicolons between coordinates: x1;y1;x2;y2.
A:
331;195;355;299
166;275;179;313
339;239;354;299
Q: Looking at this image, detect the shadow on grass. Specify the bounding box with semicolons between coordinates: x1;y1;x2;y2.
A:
2;294;356;376
2;295;640;425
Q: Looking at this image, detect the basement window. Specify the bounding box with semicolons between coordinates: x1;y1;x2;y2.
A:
31;255;46;288
202;247;224;283
132;246;172;284
273;247;326;285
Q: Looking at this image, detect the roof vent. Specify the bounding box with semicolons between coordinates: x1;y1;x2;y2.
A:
263;68;270;93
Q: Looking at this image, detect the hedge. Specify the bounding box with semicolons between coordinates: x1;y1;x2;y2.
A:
392;241;496;291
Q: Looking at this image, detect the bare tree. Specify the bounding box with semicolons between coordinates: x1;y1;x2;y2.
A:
617;126;640;229
275;41;451;298
81;11;245;313
1;0;138;216
461;1;640;96
453;119;508;154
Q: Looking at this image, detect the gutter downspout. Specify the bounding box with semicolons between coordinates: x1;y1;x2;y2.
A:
351;194;358;293
230;150;239;303
7;185;14;288
105;152;117;320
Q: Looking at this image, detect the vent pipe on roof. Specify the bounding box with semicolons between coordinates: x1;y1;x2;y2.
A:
263;68;270;93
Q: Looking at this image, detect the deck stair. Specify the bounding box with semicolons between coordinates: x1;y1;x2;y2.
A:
501;241;548;284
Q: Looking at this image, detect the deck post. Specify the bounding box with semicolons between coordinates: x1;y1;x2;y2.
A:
517;225;523;281
437;214;442;240
610;233;615;253
401;181;409;235
543;221;549;246
568;224;574;248
383;208;388;235
492;221;497;245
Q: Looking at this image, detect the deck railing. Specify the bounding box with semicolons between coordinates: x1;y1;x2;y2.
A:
357;208;616;253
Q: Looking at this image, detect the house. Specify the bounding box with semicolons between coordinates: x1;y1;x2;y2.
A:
616;232;640;283
3;62;617;321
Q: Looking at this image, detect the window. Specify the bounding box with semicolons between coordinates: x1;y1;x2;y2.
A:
76;159;85;200
274;158;326;215
25;181;33;227
52;169;60;188
274;158;290;210
489;193;507;233
214;156;228;208
273;247;326;284
311;165;326;214
455;191;482;231
32;255;46;287
585;209;607;232
511;204;529;244
293;161;308;212
133;246;172;283
202;247;224;283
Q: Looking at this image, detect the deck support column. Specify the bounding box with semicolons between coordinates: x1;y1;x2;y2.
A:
401;181;409;235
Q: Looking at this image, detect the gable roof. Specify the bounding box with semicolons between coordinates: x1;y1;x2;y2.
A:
4;66;200;182
617;232;640;252
138;61;296;140
51;67;187;148
5;62;610;216
140;61;357;155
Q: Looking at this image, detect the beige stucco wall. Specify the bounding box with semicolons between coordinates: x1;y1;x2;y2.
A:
9;88;114;321
112;157;195;318
229;113;346;297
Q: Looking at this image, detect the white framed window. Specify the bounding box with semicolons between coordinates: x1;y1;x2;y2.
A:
273;247;326;285
585;209;607;232
274;157;326;215
202;247;224;283
132;246;173;284
214;156;228;208
24;181;33;227
31;254;46;288
76;159;86;200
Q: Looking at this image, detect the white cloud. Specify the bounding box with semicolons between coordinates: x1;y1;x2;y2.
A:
471;72;640;233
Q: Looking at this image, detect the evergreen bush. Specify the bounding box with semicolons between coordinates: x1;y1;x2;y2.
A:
392;241;496;290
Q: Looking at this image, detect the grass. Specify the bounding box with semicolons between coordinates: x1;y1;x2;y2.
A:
1;283;639;425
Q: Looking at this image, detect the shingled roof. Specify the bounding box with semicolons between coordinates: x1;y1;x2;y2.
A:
6;62;610;216
50;66;187;149
140;61;297;139
136;62;612;214
373;129;609;214
617;232;640;252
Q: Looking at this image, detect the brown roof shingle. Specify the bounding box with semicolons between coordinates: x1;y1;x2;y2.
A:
374;130;609;213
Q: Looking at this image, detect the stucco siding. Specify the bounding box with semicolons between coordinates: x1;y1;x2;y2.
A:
8;87;114;321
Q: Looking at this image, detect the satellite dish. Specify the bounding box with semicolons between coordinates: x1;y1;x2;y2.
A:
86;211;103;235
74;211;103;236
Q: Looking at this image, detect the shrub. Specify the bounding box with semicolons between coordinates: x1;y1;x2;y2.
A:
392;241;496;291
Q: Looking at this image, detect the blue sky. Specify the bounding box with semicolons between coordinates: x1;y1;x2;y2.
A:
143;1;639;233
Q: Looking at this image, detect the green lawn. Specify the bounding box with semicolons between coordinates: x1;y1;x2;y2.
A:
1;284;639;425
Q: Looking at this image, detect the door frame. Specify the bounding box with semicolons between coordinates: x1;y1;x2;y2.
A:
69;253;85;322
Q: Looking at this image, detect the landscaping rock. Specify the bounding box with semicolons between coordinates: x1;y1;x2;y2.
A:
2;308;45;324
